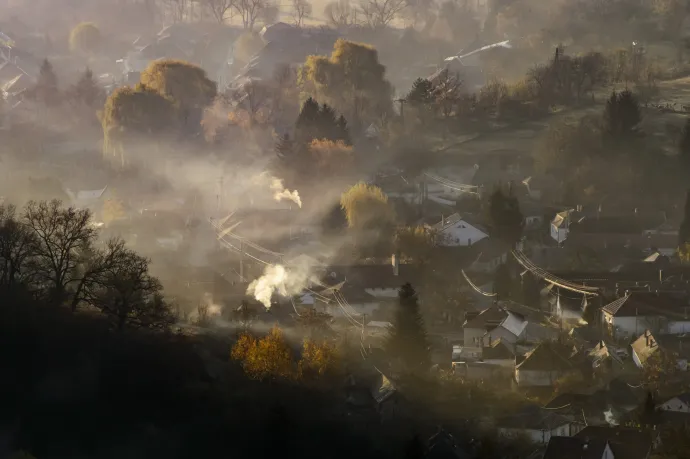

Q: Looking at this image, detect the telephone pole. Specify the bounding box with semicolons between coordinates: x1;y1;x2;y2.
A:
396;98;407;127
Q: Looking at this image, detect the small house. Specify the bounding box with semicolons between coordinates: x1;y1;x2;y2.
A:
515;341;579;387
429;213;488;247
496;405;579;444
631;330;690;371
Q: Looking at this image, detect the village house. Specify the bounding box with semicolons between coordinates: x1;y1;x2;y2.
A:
496;404;580;444
543;436;614;459
515;341;580;387
467;238;510;273
631;330;690;371
602;291;690;339
428;213;488;247
462;305;506;347
657;393;690;413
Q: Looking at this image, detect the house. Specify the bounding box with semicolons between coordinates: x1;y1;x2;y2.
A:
426;429;472;459
631;330;690;371
602;292;690;338
428;213;488;247
515;341;579;387
544;381;640;426
65;186;108;210
550;208;582;244
543;436;614;459
572;426;655;459
657;393;690;413
468;238;509;273
588;341;625;372
462;305;507;347
481;338;515;367
496;404;580;444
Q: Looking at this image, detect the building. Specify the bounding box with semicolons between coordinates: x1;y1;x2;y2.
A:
631;330;690;371
429;213;488;247
573;426;655;459
515;342;580;387
462;305;507;347
468;238;510;273
602;292;690;339
657;393;690;413
496;405;580;444
543;436;614;459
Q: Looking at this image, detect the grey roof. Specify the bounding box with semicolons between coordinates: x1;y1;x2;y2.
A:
496;404;571;430
543;437;608;459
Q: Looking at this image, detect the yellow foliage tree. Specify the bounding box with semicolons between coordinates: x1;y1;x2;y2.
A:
102;198;125;226
231;327;295;381
69;22;102;54
101;84;175;166
340;182;395;230
298;339;340;380
299;39;393;128
139;60;217;130
308;138;353;176
394;226;435;264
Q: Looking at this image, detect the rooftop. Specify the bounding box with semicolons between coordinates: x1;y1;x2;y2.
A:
543;436;609;459
574;426;654;459
515;341;576;372
496;404;571;430
602;292;689;318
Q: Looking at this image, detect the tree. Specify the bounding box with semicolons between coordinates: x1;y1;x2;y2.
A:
394;226;434;265
69;22;102;54
407;78;433;106
275;133;295;161
359;0;407;28
204;0;234;23
231;327;295;380
488;186;524;247
340;182;395;230
139;59;217;131
23;200;97;307
233;32;265;64
603;89;641;141
494;263;512;300
679;119;690;174
308;139;354;176
229;78;274;127
324;0;356;27
70;67;105;109
31;59;59;106
300;39;393;129
291;0;312;25
88;242;173;330
403;435;425;459
385;283;430;372
298;338;340;380
233;0;272;29
101;85;176;165
295;98;351;144
0;204;35;294
260;3;280;24
643;349;678;390
520;272;541;308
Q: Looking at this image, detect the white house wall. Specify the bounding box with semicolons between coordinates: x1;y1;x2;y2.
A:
464;327;488;347
498;424;571;444
668;321;690;335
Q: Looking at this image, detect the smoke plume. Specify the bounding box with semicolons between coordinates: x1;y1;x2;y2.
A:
268;175;302;208
246;261;317;309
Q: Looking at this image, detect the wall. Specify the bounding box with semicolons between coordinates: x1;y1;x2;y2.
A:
515;369;567;387
668;321;690;335
483;358;515;368
364;287;398;298
550;224;568;244
464;326;488;347
472;253;508;273
482;326;518;346
498;424;571;444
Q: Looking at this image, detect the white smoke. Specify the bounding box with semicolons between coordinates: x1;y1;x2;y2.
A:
254;172;301;208
246;262;317;309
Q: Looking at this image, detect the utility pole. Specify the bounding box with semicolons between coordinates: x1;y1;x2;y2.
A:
239;239;244;282
396;98;407;127
216;176;223;216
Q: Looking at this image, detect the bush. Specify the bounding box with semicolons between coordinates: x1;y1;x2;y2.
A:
69;22;102;54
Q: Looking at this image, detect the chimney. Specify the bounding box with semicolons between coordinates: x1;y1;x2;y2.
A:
392;252;399;276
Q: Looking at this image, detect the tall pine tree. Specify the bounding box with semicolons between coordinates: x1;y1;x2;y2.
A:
494;263;512;300
488;185;524;248
679;190;690;249
385;283;430;373
70;67;104;109
680;118;690;174
33;58;60;106
406;78;433;106
603;89;641;142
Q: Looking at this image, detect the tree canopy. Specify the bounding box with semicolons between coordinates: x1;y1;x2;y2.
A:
299;39;393;130
340;182;395;230
487;186;524;247
69;22;102;54
139;59;217;131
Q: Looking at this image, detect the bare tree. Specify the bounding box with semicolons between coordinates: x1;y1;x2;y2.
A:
0;205;36;293
324;0;356;27
291;0;312;25
358;0;406;28
234;0;270;29
23;200;97;307
203;0;235;22
231;78;275;126
88;246;173;331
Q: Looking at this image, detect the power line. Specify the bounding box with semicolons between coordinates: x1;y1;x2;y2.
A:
461;269;497;297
